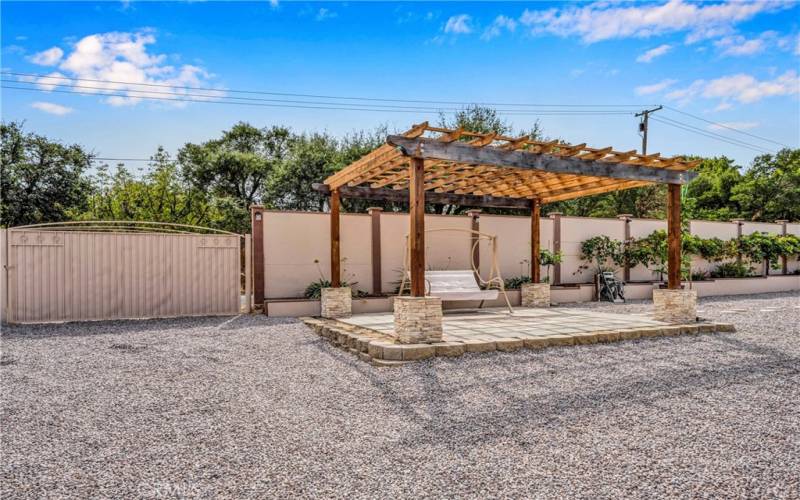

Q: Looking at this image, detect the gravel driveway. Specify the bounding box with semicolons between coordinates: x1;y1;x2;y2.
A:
2;292;799;499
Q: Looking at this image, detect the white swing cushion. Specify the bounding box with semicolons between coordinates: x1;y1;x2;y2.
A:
423;270;499;301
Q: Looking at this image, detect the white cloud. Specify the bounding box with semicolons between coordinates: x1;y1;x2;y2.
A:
714;31;776;56
666;71;800;107
31;101;73;115
29;47;64;66
481;15;517;41
444;14;472;35
269;0;278;7
315;8;336;21
519;0;787;44
34;71;67;91
636;44;672;63
635;79;677;95
708;121;759;131
28;31;222;107
713;101;733;112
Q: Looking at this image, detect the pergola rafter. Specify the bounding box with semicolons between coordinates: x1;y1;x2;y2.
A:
318;122;698;297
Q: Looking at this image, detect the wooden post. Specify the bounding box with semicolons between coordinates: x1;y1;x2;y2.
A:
467;210;481;281
409;157;426;297
530;199;541;283
244;233;252;313
777;220;789;275
251;206;265;307
731;219;744;265
667;184;682;289
330;189;341;288
618;214;632;283
368;207;383;295
550;212;562;285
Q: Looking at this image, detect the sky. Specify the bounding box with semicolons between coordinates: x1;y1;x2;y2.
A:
2;0;799;171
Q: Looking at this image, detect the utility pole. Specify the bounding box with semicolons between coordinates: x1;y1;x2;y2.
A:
635;105;662;155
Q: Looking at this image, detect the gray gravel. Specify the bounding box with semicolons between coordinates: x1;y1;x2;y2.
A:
2;291;799;499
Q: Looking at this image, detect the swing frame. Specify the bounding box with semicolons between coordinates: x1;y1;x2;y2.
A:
397;228;514;313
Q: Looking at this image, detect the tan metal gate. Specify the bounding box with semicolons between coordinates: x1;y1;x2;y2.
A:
3;222;245;324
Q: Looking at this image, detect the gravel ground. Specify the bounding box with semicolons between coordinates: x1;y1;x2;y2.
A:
2;291;799;499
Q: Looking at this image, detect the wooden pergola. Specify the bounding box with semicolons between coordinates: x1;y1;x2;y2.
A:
317;122;699;296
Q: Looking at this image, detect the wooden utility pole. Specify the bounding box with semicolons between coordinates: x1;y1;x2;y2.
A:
635;105;663;155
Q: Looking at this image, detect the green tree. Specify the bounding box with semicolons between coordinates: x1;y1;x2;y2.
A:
547;185;667;219
1;121;93;226
731;148;800;221
683;156;742;220
179;122;292;212
83;148;245;230
267;132;340;211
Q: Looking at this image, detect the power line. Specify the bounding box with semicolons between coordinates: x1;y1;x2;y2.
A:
1;79;636;114
94;157;153;162
1;71;654;109
650;116;773;154
1;84;637;116
663;105;790;148
653;115;776;153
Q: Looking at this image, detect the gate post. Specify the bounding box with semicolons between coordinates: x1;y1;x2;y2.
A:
251;206;265;309
244;233;252;313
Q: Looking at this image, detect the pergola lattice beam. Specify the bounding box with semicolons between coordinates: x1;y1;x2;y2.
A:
312;183;532;209
387;136;697;185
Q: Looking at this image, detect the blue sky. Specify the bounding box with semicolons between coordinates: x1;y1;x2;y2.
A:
2;0;799;170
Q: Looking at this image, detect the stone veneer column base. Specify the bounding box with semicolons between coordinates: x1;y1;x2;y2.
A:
393;296;443;344
653;288;697;323
521;283;551;307
321;287;352;318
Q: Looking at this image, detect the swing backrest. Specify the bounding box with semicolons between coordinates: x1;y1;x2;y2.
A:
422;270;499;301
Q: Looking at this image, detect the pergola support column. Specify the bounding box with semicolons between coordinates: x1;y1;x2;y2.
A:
522;198;550;307
322;188;351;318
654;184;696;323
530;199;541;283
409;157;425;297
393;155;442;344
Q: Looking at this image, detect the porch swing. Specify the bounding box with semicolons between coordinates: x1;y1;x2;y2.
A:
398;228;514;313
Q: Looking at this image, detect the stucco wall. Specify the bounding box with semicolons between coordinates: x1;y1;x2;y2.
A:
560;216;625;284
260;210;800;299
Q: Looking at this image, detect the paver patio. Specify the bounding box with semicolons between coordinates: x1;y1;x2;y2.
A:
340;307;672;341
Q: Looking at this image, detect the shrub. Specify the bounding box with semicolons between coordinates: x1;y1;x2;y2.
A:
577;236;624;274
710;261;754;278
504;275;533;290
304;279;361;299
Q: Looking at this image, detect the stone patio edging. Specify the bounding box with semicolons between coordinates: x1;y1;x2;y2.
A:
300;316;736;367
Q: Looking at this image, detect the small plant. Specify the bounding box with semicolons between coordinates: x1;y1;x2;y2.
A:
577;235;624;275
504;275;533;290
690;270;710;281
304;258;361;298
710;261;753;279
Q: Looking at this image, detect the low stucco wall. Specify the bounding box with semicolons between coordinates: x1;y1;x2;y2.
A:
264;276;799;317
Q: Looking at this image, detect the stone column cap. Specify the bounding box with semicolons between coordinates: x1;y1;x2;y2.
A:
774;219;789;223
367;207;384;213
617;214;633;220
548;212;563;218
466;209;482;217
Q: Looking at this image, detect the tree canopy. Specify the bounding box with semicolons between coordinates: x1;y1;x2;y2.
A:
1;122;93;226
1;110;797;233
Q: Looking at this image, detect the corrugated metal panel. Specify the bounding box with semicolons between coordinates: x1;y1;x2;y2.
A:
6;230;240;323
